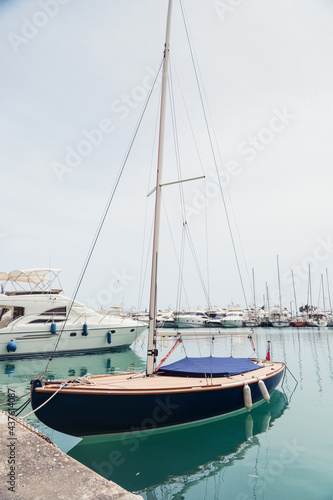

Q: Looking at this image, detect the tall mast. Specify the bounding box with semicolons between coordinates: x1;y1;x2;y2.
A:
277;255;282;316
308;264;313;316
291;269;298;317
252;268;257;317
321;274;326;312
266;281;270;320
147;0;173;376
326;268;332;313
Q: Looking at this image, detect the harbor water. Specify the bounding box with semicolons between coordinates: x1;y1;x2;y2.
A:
1;327;333;499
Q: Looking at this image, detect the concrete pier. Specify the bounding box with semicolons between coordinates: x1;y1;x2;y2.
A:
0;410;143;500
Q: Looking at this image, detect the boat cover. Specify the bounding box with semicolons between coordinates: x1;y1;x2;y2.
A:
157;356;262;377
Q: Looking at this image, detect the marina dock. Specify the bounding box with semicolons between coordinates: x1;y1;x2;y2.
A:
0;410;142;500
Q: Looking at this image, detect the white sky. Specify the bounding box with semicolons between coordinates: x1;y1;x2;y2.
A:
1;0;333;312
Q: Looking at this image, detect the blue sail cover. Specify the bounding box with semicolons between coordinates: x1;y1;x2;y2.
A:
157;357;262;377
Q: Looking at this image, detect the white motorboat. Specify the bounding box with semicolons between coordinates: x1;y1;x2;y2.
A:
327;314;333;327
0;269;146;359
156;311;176;328
221;312;246;327
271;319;290;328
173;310;209;328
307;312;327;327
220;304;246;328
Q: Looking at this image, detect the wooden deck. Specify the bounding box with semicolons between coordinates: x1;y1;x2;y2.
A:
38;360;285;395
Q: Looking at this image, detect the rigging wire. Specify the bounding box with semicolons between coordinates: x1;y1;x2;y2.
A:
40;57;164;380
169;59;211;312
138;220;154;313
204;178;210;308
175;222;187;311
174;45;247;307
169;60;187;218
171;65;212;307
162;198;190;309
173;59;212;304
169;66;210;374
179;0;249;312
184;222;211;308
168;61;188;312
168;57;213;373
137;75;163;313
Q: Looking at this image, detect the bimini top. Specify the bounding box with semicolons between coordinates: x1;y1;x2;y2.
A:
157;356;263;377
0;269;60;285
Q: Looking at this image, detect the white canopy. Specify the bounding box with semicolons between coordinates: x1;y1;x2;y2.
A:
0;269;61;285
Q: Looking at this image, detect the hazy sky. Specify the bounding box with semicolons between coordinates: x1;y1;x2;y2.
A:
1;0;333;312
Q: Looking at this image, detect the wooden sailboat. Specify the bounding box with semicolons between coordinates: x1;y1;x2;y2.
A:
30;0;285;437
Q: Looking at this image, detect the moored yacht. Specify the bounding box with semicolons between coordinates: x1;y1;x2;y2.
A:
173;310;209;328
307;312;327;327
244;309;261;328
0;269;147;359
270;308;290;328
290;315;308;327
221;304;246;328
156;311;176;328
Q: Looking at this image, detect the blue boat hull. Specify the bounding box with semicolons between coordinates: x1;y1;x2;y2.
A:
31;368;285;437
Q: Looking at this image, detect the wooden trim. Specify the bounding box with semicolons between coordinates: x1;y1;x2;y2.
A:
34;363;285;397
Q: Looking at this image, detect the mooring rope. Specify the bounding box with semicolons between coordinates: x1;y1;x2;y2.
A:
285;364;299;384
0;391;30;406
20;383;66;419
72;374;96;385
14;398;31;417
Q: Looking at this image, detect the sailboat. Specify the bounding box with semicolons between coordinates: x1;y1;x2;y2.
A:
271;256;290;327
290;269;308;327
30;0;286;438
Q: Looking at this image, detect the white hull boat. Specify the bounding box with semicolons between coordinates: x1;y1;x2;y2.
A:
221;312;246;328
173;311;209;328
307;319;327;327
221;319;244;328
0;269;146;359
271;320;290;328
307;312;327;327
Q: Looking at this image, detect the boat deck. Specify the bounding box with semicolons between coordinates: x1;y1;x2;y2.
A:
39;360;285;395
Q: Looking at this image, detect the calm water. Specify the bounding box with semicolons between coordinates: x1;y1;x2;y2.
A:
1;328;333;499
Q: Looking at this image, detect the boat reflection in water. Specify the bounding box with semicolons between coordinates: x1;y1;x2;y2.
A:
68;390;288;493
0;348;146;392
